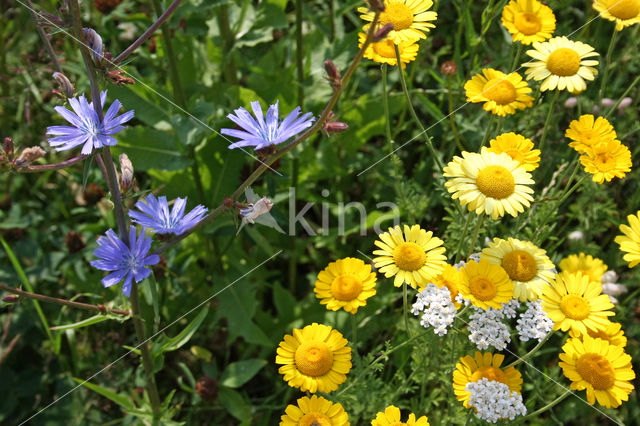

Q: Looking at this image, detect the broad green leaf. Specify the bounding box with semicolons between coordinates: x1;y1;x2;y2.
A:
218;387;251;421
112;126;192;171
72;378;134;410
218;284;272;347
272;282;296;324
220;359;267;388
156;307;209;354
108;84;171;128
50;314;112;331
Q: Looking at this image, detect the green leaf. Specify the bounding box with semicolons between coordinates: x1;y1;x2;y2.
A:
72;378;134;410
220;359;267;388
82;154;94;191
50;314;113;331
218;387;251;421
112;126;192;171
108;84;171;128
218;284;272;347
155;307;209;355
190;345;212;362
0;236;53;344
272;283;296;324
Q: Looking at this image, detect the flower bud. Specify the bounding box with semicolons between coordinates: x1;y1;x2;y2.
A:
16;146;46;166
324;60;340;82
119;153;134;190
373;23;394;42
1;294;19;303
563;97;578;108
240;197;274;224
618;97;632;110
83;28;103;62
64;231;86;254
196;376;218;401
3;137;14;160
601;98;615;108
440;60;458;76
53;72;74;98
324;121;349;134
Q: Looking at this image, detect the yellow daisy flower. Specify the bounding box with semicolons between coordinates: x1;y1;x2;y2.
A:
523;36;599;92
433;264;463;308
539;271;615;335
372;224;447;289
371;405;430;426
481;237;555;302
501;0;556;45
459;259;514;310
453;352;523;408
615;210;640;268
593;0;640;31
314;257;377;314
280;395;350;426
580;139;632;184
488;132;541;171
358;0;438;44
276;323;352;393
443;147;535;220
558;253;608;284
358;32;419;68
565;114;617;154
559;335;635;408
464;68;534;116
570;321;628;347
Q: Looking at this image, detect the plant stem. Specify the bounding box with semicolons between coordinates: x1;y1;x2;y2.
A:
509;42;522;72
351;314;358;353
516;389;572;422
480;114;495;148
216;4;238;85
394;45;444;173
599;27;618;100
15;154;88;173
154;10;384;254
26;0;62;73
114;0;183;64
129;282;162;415
295;0;304;107
605;75;640;118
467;214;485;259
454;212;473;263
534;175;587;245
446;75;464;152
0;282;131;316
403;282;412;338
505;330;554;368
538;90;560;152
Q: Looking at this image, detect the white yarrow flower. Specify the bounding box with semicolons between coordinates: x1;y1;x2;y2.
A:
466;378;526;423
412;284;457;336
467;306;511;350
517;300;554;342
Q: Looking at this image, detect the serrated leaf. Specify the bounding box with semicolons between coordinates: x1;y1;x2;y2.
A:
220;359;267;388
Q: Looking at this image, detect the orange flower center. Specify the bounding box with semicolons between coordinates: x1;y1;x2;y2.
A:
560;294;590;320
295;341;334;377
470;366;507;384
299;413;332;426
380;3;414;31
469;277;497;301
331;275;363;301
575;353;616;390
372;38;397;58
483;78;518;105
393;242;427;271
501;249;538;282
514;12;542;35
439;278;459;301
546;48;581;77
476;165;516;199
606;0;640;20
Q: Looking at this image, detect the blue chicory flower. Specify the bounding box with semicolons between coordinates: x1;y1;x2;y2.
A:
46;91;134;155
128;194;208;235
90;227;159;297
220;100;314;150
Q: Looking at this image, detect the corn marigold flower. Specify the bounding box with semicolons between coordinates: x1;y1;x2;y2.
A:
432;264;463;308
487;132;540;171
570;321;628;347
593;0;640;31
371;405;430;426
372;224;447;289
220;101;314;150
275;323;351;393
314;257;377;314
501;0;556;45
46;91;134;155
459;259;514;310
481;237;555;301
558;253;607;284
444;148;535;220
358;0;437;45
128;193;207;235
358;32;419;68
90;227;160;297
580;139;632;184
615;210;640;268
466;378;527;422
280;395;349;426
523;36;599;92
559;335;635;408
565;114;617;154
453;351;523;408
539;271;614;335
464;69;534;116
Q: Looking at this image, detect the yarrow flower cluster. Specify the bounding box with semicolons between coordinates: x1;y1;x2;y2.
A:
516;300;554;341
46;91;134;155
411;283;457;336
220;101;314;150
128;194;207;235
467;305;512;350
466;378;527;423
